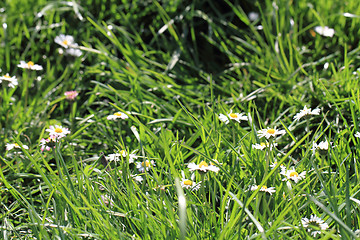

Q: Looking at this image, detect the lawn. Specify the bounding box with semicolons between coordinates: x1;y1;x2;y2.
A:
1;0;360;239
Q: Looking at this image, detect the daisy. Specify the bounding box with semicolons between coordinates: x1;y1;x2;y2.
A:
188;161;220;173
64;91;78;100
0;74;18;88
252;142;278;151
301;215;329;237
314;26;335;37
355;132;360;138
257;127;286;139
17;61;43;71
136;160;155;172
55;34;76;48
218;111;248;124
40;136;57;151
280;167;306;183
45;125;70;139
250;185;276;195
312;141;330;155
6;143;29;151
65;45;82;57
293;105;320;121
106;150;138;163
180;171;201;191
132;175;144;183
107;111;129;120
270;161;286;171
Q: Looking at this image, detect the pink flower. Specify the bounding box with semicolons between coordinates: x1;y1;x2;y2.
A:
64;91;78;101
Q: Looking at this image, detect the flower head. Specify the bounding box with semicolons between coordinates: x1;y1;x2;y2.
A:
250;185;276;195
218;111;248;124
355;132;360;138
312;141;330;155
45;125;70;139
314;26;335;37
301;215;329;237
40;136;57;151
293;106;320;121
257;127;286;139
6;143;29;151
188;161;220;173
280;167;306;183
0;74;18;88
107;112;129;120
180;172;201;191
55;34;75;48
136;160;155;172
106;150;138;163
64;91;78;101
252;142;278;151
17;61;43;70
65;44;82;57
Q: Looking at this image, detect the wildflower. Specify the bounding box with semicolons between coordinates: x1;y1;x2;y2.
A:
6;143;29;151
355;132;360;138
0;74;18;88
106;150;138;163
180;171;201;191
136;160;155;172
250;185;276;195
218;111;248;124
257;127;286;139
314;26;335;37
280;167;306;183
188;161;220;173
312;141;330;155
40;136;57;151
270;161;286;171
55;34;76;48
293;106;320;121
301;215;329;237
45;125;70;139
65;45;82;57
252;142;278;151
132;175;144;183
64;91;78;101
107;111;129;120
17;61;43;70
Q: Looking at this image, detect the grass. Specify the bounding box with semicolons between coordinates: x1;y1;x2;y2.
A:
1;0;360;239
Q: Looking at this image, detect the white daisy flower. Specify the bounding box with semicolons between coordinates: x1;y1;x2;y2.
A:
280;167;306;183
257;127;286;139
301;215;329;237
106;150;138;163
312;141;330;155
269;161;286;171
55;34;76;48
65;44;82;57
131;175;144;183
180;172;201;191
293;105;321;121
6;143;29;151
136;160;155;172
0;74;18;88
218;111;248;124
314;26;335;37
17;61;43;70
45;125;70;139
107;111;129;120
40;136;57;152
188;161;220;173
250;185;276;195
252;142;278;151
355;132;360;138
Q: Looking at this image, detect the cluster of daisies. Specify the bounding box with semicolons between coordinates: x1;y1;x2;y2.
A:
218;105;334;236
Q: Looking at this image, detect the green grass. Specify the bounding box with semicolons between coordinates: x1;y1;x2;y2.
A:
1;0;360;239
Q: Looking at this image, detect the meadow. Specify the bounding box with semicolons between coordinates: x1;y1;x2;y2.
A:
1;0;360;239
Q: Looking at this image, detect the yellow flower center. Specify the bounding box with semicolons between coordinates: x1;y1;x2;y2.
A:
261;186;268;190
142;161;150;167
14;143;19;147
198;161;208;168
4;74;10;78
267;129;275;134
62;40;68;45
289;171;298;178
229;113;238;118
27;61;34;67
55;128;63;133
183;180;193;186
120;150;126;155
260;142;266;146
114;112;122;116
